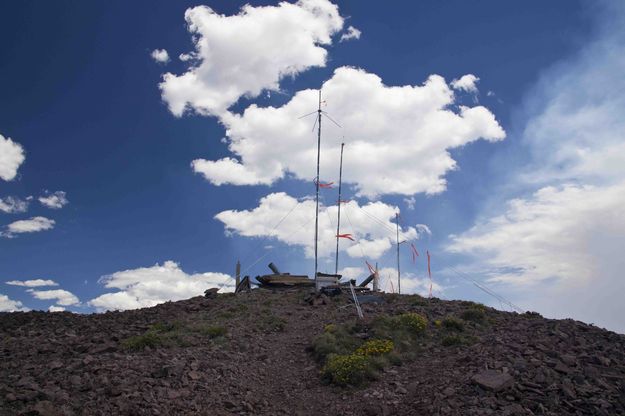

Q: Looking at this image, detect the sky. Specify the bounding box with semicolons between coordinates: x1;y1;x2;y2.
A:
1;1;623;332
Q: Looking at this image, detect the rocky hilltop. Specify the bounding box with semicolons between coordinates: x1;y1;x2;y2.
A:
1;289;624;415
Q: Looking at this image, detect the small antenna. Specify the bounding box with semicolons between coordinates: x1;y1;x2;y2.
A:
335;142;345;275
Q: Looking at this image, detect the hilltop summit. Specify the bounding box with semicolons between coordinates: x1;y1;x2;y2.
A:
1;289;624;415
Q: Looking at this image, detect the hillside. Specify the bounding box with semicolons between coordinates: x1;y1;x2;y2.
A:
1;289;624;415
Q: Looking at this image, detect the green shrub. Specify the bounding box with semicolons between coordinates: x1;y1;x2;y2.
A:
202;325;227;338
355;339;394;356
261;315;286;332
441;335;464;347
322;353;373;386
122;332;163;351
461;308;485;322
442;317;464;332
397;313;428;333
311;328;361;362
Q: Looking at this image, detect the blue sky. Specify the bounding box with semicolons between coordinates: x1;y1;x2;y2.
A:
2;1;623;332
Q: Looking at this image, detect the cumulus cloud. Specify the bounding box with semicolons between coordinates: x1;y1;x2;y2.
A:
376;267;442;297
403;197;416;210
27;289;79;306
0;196;30;214
449;183;625;285
1;216;55;238
215;192;423;260
48;305;66;312
6;279;58;287
451;74;480;93
447;3;625;332
89;261;233;311
338;266;365;281
38;191;69;209
150;48;170;64
340;25;361;42
159;0;344;117
0;294;28;312
195;67;504;197
0;133;25;181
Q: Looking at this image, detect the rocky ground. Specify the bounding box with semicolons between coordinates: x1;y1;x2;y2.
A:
1;289;624;415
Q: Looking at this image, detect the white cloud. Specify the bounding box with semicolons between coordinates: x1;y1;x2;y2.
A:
151;48;170;64
339;25;361;42
447;3;625;333
451;74;480;93
178;52;196;62
403;196;416;210
6;279;58;287
1;216;55;238
448;183;625;285
48;305;65;312
159;0;344;117
27;289;79;306
89;261;233;311
338;266;365;281
0;134;25;181
0;196;29;214
196;67;504;197
38;191;68;209
0;294;28;312
215;192;423;260
376;267;442;297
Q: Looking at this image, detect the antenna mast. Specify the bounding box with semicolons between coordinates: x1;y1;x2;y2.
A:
396;212;401;294
314;90;322;288
334;142;345;275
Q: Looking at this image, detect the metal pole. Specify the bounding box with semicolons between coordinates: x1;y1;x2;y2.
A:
396;212;401;294
314;90;322;289
334;142;345;275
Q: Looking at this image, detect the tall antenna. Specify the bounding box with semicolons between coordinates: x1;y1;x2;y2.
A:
314;90;322;287
299;90;341;289
334;142;345;275
396;212;401;294
298;90;341;289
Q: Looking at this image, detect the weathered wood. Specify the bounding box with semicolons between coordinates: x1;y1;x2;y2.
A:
268;262;281;274
235;275;251;293
256;274;313;287
359;273;376;287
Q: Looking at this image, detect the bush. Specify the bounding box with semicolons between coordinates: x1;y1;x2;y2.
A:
322;353;373;386
122;332;163;351
324;324;337;333
311;327;361;362
441;335;464;347
202;325;227;338
261;315;286;332
355;339;394;356
397;313;428;333
461;308;485;323
442;317;464;332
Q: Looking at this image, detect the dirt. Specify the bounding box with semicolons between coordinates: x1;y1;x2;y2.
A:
1;289;624;415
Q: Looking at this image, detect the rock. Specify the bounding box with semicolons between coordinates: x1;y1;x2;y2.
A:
48;360;63;370
443;387;455;397
560;354;577;367
32;400;62;416
554;361;573;374
69;375;82;387
472;370;514;391
204;288;220;298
